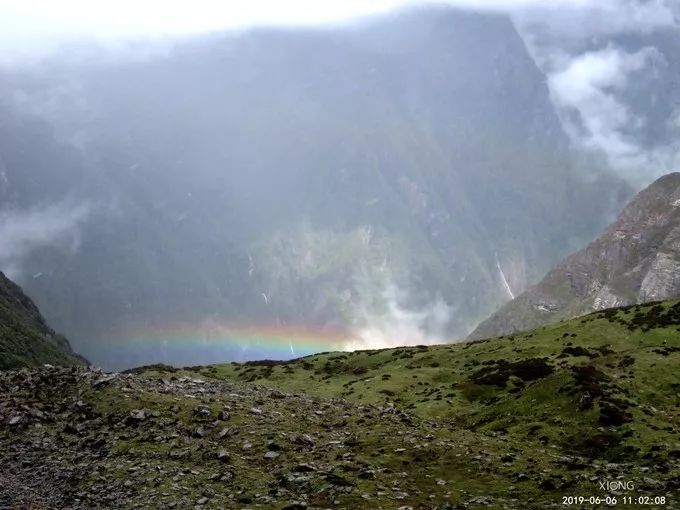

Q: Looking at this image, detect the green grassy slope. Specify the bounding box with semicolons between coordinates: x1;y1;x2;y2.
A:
0;272;85;369
204;301;679;430
176;301;679;506
0;301;677;508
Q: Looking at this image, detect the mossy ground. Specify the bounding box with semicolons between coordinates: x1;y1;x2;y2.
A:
196;300;680;506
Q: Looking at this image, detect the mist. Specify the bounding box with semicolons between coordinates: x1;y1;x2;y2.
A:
0;201;90;279
0;0;611;59
345;283;453;351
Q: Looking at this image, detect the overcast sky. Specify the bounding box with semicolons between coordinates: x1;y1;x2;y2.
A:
0;1;675;61
0;1;609;52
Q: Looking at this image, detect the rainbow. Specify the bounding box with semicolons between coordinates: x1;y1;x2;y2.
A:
88;319;451;370
96;321;354;369
144;321;349;356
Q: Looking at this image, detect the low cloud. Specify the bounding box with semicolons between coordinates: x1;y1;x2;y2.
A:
515;0;677;42
514;1;680;183
548;46;662;172
0;201;91;277
343;283;453;351
0;1;671;65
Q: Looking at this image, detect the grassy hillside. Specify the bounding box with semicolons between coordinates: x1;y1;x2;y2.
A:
0;272;85;369
204;301;680;429
0;301;678;508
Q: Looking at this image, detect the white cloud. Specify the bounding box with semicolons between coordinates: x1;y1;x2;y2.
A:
669;108;680;130
0;1;674;61
512;1;680;183
0;1;672;68
549;46;660;165
528;36;679;183
343;283;453;350
0;201;91;277
1;0;678;182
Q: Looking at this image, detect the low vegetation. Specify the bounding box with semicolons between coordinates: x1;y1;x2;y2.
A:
0;272;85;370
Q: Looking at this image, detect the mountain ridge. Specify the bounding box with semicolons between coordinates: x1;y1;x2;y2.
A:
469;171;680;340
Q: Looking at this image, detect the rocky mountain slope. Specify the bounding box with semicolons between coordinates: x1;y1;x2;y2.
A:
0;5;629;368
0;271;85;369
470;172;680;340
1;300;678;508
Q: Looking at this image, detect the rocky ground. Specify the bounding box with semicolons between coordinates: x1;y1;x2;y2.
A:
0;365;522;510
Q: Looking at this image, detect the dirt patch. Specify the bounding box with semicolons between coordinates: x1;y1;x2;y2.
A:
243;359;294;367
558;346;599;359
571;365;606;398
469;358;554;388
598;400;632;426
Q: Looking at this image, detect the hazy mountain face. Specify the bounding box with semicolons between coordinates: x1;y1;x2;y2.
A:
0;7;630;369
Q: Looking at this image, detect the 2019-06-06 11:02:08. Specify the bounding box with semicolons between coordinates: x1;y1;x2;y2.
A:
562;495;667;506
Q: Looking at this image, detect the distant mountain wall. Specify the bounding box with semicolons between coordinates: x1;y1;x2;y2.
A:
0;6;630;368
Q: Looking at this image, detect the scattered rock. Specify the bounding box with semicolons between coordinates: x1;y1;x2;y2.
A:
293;434;315;449
129;409;147;422
469;496;494;505
92;375;117;388
193;406;211;418
293;463;316;473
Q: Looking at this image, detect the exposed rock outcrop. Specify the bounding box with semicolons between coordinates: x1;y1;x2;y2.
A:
470;172;680;339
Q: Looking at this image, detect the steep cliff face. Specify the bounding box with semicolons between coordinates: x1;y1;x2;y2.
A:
470;172;680;339
0;271;85;369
